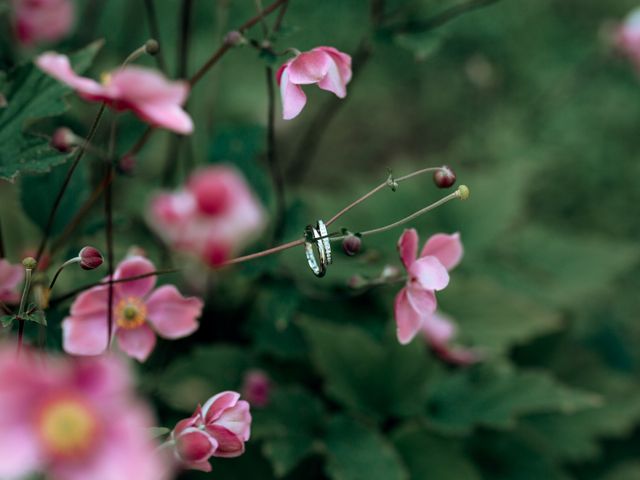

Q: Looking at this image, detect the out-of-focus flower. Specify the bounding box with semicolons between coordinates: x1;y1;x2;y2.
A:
147;166;266;267
0;259;24;304
615;8;640;70
36;53;193;134
11;0;74;46
421;310;480;365
0;345;166;480
62;255;203;362
277;46;352;120
241;370;271;408
169;391;251;472
394;229;462;345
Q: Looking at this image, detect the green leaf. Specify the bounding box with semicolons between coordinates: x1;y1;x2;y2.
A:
23;310;46;326
425;364;601;435
20;159;89;237
253;387;325;477
392;425;481;480
298;317;433;420
0;315;13;328
324;415;409;480
155;344;250;411
0;40;103;181
439;276;561;356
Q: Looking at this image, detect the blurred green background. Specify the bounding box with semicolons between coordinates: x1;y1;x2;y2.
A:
3;0;640;479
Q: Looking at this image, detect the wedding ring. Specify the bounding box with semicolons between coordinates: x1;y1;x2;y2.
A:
304;225;327;277
316;220;332;265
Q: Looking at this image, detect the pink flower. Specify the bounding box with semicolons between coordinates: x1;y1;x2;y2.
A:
35;53;193;134
394;229;462;345
11;0;74;46
62;255;203;362
169;391;251;472
421;310;480;365
241;370;271;408
0;345;166;480
615;8;640;70
147;166;266;267
276;46;352;120
0;259;24;304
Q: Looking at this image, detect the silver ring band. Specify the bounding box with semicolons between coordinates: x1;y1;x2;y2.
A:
304;225;327;277
316;220;332;265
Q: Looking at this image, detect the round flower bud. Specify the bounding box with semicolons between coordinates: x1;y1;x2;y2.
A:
22;257;37;270
224;30;245;46
118;154;136;175
457;185;470;201
433;166;456;189
145;39;160;55
342;235;362;256
50;127;76;153
79;246;104;270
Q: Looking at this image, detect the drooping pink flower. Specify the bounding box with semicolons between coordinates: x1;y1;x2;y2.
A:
421;310;480;365
615;8;640;71
62;255;203;362
11;0;74;46
169;391;251;472
36;53;193;134
276;46;352;120
241;370;272;408
147;166;266;267
0;259;24;304
0;345;167;480
394;229;462;345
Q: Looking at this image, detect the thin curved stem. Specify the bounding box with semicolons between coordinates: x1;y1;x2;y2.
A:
143;0;167;72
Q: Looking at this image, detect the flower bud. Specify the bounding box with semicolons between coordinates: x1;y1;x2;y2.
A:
224;31;245;47
457;185;470;201
433;166;456;189
79;246;103;270
342;235;362;256
22;257;37;270
145;39;160;55
241;370;272;408
118;154;136;175
50;127;76;153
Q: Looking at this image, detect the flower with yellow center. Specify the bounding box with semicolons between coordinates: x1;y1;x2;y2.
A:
115;297;147;330
38;397;98;458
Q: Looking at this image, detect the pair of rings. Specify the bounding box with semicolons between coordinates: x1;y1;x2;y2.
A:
304;220;332;277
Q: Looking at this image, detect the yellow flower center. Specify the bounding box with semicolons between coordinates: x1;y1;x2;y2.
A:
115;297;147;329
38;398;98;458
100;72;112;86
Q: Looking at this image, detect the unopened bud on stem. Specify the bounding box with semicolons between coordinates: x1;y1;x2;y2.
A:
433;166;456;189
22;257;37;270
145;39;160;55
79;246;104;270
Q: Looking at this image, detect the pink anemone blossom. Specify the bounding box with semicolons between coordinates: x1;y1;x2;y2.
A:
277;46;352;120
241;370;272;408
36;53;193;134
394;229;462;345
147;166;266;267
0;345;166;480
421;310;480;365
11;0;74;46
0;259;24;304
169;391;252;472
62;255;203;362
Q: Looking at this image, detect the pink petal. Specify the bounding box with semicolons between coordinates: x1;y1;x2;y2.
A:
145;285;203;339
35;52;106;98
116;324;157;362
409;256;449;291
212;400;251;441
287;50;331;84
317;47;353;84
70;284;110;317
394;288;425;345
108;67;189;105
114;256;156;299
176;427;218;464
62;313;109;356
420;233;463;271
406;284;437;316
317;57;347;98
133;103;194;135
0;423;42;479
280;68;307;120
202;391;241;423
397;229;418;270
422;311;456;345
206;425;245;458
